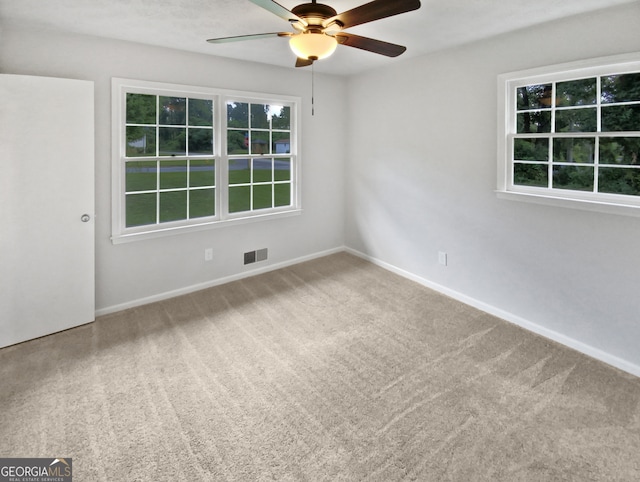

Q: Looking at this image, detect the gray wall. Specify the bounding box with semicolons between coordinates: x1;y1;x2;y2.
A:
0;26;347;313
345;3;640;374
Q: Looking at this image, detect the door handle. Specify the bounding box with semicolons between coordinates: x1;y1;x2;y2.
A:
81;214;91;222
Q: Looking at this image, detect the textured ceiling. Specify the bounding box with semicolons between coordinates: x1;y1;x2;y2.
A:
0;0;636;76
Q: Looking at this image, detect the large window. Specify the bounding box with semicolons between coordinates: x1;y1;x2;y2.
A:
497;54;640;215
112;79;300;243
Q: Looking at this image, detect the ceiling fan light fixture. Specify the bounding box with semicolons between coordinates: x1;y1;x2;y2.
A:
289;32;338;60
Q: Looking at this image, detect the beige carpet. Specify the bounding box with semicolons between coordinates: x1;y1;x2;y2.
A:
1;252;640;481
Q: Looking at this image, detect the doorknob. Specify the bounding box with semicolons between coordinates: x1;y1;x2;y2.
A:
81;214;91;222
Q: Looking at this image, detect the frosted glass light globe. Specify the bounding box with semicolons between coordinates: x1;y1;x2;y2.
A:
289;33;338;60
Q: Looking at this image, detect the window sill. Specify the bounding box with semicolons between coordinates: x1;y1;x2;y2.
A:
111;208;302;245
495;190;640;218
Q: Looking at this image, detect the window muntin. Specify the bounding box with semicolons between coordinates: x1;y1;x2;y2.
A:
499;55;640;213
112;79;300;243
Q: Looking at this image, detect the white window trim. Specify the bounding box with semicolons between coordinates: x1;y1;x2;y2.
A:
111;78;302;244
497;52;640;217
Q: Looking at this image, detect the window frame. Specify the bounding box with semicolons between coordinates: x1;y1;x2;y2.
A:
111;78;301;244
497;53;640;217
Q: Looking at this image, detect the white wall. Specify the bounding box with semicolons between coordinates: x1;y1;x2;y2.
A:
2;4;640;374
0;25;347;313
345;3;640;373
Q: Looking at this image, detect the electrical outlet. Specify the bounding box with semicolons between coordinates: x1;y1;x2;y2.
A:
438;251;448;266
204;248;213;261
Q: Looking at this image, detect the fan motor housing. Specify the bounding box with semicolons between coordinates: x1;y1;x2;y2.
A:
291;2;337;22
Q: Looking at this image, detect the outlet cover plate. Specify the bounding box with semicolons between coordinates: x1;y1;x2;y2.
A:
438;251;448;266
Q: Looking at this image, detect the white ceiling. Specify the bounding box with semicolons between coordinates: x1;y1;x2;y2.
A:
0;0;635;76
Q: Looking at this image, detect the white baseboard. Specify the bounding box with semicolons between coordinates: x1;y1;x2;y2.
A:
95;246;344;317
345;247;640;379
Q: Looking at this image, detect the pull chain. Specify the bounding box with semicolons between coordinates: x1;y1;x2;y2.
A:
311;62;315;116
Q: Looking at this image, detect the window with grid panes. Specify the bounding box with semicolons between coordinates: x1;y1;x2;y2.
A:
497;55;640;215
124;93;216;227
226;101;293;214
111;78;300;243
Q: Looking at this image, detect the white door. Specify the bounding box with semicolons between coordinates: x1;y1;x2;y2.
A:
0;74;95;348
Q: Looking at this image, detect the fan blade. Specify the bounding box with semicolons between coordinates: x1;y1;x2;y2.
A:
295;57;314;68
326;0;420;30
207;32;290;43
250;0;305;23
335;33;406;57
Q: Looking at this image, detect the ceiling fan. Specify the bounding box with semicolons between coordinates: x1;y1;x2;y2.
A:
207;0;421;67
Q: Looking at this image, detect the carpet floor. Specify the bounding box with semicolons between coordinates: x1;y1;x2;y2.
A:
1;252;639;481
